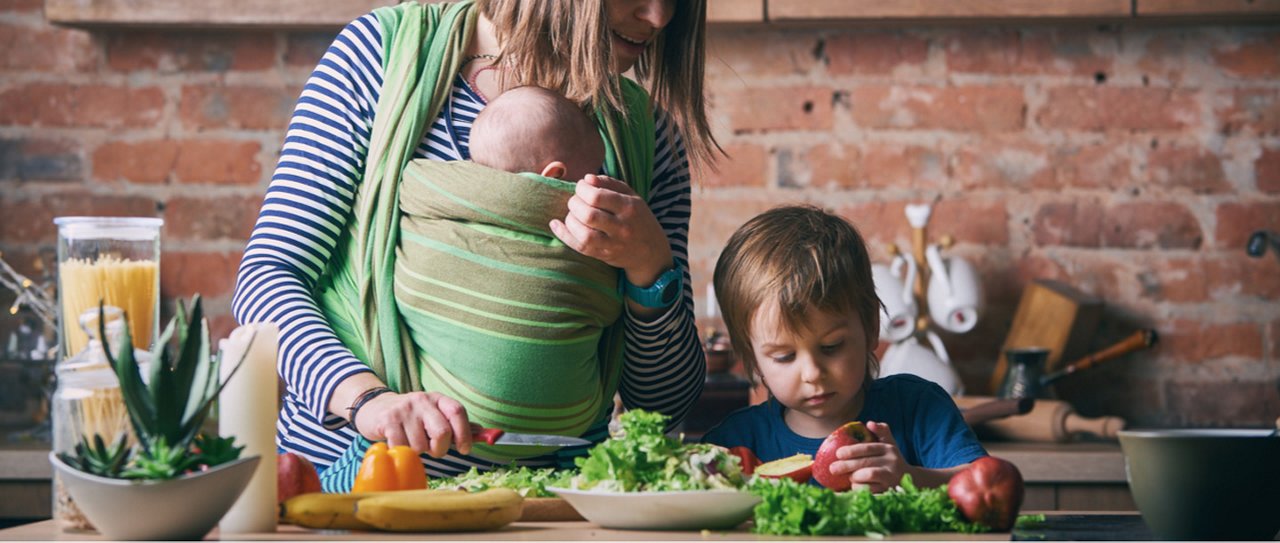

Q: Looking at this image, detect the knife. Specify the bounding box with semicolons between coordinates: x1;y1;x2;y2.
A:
470;424;592;447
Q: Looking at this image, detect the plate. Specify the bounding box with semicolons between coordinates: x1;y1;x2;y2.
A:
547;487;760;531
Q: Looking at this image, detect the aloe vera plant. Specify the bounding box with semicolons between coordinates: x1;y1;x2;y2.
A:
89;295;246;479
58;433;132;478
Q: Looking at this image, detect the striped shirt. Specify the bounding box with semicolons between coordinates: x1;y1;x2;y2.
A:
231;13;705;477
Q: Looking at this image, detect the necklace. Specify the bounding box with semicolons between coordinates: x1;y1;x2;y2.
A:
464;54;502;103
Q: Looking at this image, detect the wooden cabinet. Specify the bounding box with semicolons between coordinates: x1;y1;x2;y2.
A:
985;441;1136;512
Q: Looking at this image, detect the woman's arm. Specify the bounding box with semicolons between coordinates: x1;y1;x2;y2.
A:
616;112;706;427
232;14;385;430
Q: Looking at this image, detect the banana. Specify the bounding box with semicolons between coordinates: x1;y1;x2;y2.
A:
279;491;385;530
354;488;524;532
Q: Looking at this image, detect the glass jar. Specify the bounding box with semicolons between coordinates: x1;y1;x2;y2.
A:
51;307;151;530
54;217;162;360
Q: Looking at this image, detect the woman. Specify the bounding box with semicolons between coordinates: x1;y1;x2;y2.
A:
231;0;717;483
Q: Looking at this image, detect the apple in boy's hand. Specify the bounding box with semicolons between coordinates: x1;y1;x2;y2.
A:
754;453;814;483
812;421;878;490
947;456;1025;531
277;452;322;504
728;446;761;475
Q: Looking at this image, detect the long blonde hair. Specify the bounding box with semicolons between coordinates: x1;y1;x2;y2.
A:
476;0;720;172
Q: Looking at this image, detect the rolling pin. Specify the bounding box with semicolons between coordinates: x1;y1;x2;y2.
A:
953;395;1126;443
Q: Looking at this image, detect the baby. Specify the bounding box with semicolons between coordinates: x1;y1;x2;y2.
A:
469;85;605;181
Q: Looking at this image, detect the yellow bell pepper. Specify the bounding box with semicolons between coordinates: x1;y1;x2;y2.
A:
351;442;428;492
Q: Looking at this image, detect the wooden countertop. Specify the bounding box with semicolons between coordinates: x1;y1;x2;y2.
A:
983;441;1125;483
0;518;1019;541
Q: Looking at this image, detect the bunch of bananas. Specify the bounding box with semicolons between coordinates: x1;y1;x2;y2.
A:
280;488;523;532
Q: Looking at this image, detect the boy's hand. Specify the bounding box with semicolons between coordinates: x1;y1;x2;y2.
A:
549;174;673;288
829;421;908;493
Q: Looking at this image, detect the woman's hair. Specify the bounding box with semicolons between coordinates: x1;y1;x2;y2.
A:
476;0;720;172
712;205;882;385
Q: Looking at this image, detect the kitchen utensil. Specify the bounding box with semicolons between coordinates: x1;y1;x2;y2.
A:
924;244;982;334
1039;329;1158;388
952;396;1125;442
989;280;1101;394
872;256;918;343
1119;429;1280;540
470;424;591;447
997;347;1049;399
959;396;1035;427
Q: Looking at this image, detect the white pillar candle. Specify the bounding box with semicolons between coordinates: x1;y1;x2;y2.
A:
217;323;280;534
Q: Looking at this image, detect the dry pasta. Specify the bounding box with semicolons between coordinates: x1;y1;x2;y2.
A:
58;256;157;356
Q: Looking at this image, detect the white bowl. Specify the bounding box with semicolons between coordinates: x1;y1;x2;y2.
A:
50;451;260;540
548;487;760;531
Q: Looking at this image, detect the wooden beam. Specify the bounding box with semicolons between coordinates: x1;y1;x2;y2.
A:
45;0;404;29
767;0;1132;21
707;0;765;23
1137;0;1280;16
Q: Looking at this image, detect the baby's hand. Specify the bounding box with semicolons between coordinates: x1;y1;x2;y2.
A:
829;421;907;493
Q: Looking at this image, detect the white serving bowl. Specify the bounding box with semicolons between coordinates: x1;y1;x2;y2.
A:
548;487;760;531
50;452;260;540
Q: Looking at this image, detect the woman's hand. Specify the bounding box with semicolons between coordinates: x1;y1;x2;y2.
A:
353;391;474;458
549;174;673;288
829;421;908;493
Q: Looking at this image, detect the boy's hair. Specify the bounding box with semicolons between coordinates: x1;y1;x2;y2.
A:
712;205;882;385
470;86;605;180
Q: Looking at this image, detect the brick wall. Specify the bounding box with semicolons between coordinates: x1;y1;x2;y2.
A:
2;2;1277;428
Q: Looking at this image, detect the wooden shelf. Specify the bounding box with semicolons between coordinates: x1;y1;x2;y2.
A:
767;0;1132;22
1137;0;1280;17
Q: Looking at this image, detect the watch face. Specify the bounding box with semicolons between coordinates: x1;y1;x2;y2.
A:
660;280;680;305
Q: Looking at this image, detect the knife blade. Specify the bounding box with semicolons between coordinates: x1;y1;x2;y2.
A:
470;424;592;447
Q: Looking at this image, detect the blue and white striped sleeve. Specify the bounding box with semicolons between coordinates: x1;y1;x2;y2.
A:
231;14;385;429
619;111;706;428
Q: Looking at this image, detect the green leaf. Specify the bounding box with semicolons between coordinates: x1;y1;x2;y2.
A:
101;302;155;444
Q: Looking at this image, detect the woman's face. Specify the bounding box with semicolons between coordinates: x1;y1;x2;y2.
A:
606;0;677;72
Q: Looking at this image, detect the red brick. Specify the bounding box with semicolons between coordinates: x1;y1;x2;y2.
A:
163;195;261;241
1103;201;1202;249
688;193;788;274
1258;147;1280;194
1215;202;1280;250
802;142;944;191
1135;31;1218;86
1164;320;1265;361
107;32;276;72
0;23;97;72
1217;89;1280;135
0;137;83;181
0;192;158;243
1205;255;1280;301
0;0;44;12
174;140;263;185
1011;254;1069;285
1038;87;1198;132
932;199;1009;246
944;29;1113;76
285;33;333;68
1164;379;1279;427
179;85;297;131
952;138;1050;190
701;142;768;189
1033;200;1105;247
717;86;834;134
707;29;817;79
1146;145;1231;194
160;250;243;298
833;200;909;251
849;85;1025;132
1269;318;1280;360
207;313;240;345
1148;257;1210;303
92;140;179;184
0;84;164;128
1212;34;1280;80
826;32;929;76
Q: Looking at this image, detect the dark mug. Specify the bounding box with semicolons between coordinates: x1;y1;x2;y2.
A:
998;347;1050;399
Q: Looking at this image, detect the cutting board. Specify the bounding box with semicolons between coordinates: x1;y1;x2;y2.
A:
953;395;1125;443
520;497;584;522
988;279;1102;394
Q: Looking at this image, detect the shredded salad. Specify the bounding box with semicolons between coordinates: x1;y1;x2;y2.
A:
570;410;749;492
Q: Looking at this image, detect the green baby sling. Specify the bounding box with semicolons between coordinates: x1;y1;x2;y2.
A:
316;0;655;467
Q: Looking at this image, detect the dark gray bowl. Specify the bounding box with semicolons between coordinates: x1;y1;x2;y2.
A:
1118;429;1280;540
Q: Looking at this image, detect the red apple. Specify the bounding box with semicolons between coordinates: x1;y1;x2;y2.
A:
755;453;813;484
813;421;878;491
277;452;322;504
728;446;761;476
947;456;1025;531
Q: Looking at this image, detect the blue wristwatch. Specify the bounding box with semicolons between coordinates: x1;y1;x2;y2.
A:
624;264;683;309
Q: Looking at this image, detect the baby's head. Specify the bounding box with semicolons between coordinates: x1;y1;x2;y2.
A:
470;86;605;181
712;205;882;386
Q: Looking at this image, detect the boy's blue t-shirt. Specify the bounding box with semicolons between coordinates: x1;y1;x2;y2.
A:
702;374;986;471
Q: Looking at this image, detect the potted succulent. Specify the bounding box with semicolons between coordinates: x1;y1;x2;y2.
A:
49;296;260;540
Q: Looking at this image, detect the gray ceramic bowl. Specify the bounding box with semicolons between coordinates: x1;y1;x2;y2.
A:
50;452;260;540
1118;429;1280;540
